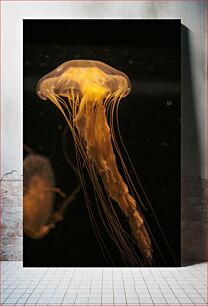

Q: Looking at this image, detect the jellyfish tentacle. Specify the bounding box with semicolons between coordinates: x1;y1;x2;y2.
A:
42;186;66;198
74;143;115;265
47;183;81;227
73;97;142;265
113;98;175;265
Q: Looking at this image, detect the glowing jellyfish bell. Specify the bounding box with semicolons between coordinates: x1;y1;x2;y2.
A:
23;154;56;238
37;60;152;265
24;153;80;239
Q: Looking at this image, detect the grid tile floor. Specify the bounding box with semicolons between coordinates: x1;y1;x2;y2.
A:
0;261;207;305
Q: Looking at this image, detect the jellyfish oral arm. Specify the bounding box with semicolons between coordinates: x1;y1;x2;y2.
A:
74;97;152;264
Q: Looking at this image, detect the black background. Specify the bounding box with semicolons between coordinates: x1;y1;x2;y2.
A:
23;20;181;267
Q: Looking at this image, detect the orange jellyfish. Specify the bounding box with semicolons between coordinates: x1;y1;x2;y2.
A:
36;60;152;265
23;153;80;239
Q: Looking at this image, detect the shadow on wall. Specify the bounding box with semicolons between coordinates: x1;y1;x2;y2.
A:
181;25;207;265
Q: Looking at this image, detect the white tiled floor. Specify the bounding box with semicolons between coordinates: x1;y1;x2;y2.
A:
0;261;207;305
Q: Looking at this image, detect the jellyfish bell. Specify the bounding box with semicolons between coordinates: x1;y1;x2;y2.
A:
36;60;131;101
23;152;80;239
23;154;55;239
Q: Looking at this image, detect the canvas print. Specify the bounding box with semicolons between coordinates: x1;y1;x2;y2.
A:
23;20;181;267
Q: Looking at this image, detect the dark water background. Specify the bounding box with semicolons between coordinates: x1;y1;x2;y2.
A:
23;20;180;267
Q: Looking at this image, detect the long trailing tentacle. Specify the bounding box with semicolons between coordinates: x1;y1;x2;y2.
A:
74;94;153;265
109;91;176;265
49;93;144;265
